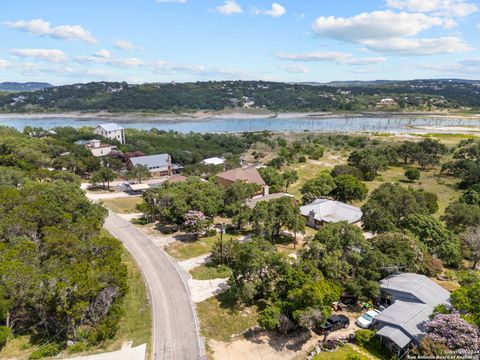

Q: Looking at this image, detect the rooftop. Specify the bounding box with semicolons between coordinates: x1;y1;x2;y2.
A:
97;123;124;132
130;154;170;171
300;198;362;224
202;157;225;166
217;167;266;186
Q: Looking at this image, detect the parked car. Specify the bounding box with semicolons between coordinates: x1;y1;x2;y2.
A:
356;309;381;328
318;314;350;334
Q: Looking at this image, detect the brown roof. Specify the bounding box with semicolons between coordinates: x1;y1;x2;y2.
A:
166;175;187;183
216;167;266;186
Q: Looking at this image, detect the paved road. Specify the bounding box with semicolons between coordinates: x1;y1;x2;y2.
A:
104;212;205;360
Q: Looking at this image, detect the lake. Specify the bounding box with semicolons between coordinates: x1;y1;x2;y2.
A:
1;116;480;133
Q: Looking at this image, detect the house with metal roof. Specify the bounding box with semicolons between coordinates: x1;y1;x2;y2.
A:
300;198;362;229
94;123;125;144
201;157;225;166
375;272;450;356
128;154;172;177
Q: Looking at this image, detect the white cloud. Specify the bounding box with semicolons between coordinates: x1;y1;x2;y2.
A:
94;49;112;59
156;0;186;2
5;19;97;44
215;0;242;15
283;64;310;73
363;36;472;55
386;0;478;17
113;39;135;50
476;22;480;30
312;10;471;56
76;52;144;67
152;60;250;78
9;48;68;63
313;11;447;42
254;3;286;17
276;51;386;65
0;59;9;69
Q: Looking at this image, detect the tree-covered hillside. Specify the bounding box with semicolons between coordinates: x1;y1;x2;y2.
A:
0;79;479;113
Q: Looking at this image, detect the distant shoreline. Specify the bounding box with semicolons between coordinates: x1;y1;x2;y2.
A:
0;110;480;123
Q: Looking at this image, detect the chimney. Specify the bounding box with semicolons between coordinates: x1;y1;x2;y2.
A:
263;185;269;196
90;139;101;148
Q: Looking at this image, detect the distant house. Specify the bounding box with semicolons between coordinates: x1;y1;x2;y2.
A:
76;139;116;157
201;157;225;166
94;123;125;144
300;198;362;229
216;167;267;194
378;98;397;106
128;154;172;177
375;272;450;356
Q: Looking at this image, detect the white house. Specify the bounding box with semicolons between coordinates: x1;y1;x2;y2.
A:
201;157;225;166
300;198;363;229
94;123;125;144
76;139;116;157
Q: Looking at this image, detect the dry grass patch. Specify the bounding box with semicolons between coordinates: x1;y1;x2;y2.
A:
101;197;143;214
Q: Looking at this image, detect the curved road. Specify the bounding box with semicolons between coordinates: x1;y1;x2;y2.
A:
105;212;205;360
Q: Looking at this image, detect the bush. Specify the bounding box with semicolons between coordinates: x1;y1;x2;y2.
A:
67;341;88;354
0;326;11;348
405;167;421;182
29;343;63;359
298;156;307;163
354;329;375;347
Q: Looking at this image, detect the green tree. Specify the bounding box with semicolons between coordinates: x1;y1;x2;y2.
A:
400;214;462;267
300;171;336;204
126;164;151;183
332;174;368;203
461;226;480;270
442;202;480;233
450;274;480;326
405;167;421;182
282;169;299;192
362;183;435;232
91;166;116;190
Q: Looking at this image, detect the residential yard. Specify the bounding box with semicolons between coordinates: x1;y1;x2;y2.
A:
165;234;238;260
190;264;232;280
196;292;259;342
0;248;152;360
312;344;380;360
101;196;143;213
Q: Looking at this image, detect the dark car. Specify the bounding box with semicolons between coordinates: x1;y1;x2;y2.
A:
317;315;350;334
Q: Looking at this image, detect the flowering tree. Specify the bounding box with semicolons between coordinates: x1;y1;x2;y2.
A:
425;313;480;351
182;210;211;239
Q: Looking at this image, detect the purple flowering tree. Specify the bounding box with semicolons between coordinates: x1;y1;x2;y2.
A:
182;210;211;239
425;312;480;351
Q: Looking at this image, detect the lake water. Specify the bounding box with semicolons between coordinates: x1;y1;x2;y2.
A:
1;116;480;133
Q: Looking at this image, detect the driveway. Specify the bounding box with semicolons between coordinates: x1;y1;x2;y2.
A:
104;212;206;360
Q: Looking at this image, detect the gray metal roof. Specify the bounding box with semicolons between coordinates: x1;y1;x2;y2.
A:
379;272;450;306
130;154;170;172
377;325;412;349
97;123;124;132
376;273;451;349
300;198;362;224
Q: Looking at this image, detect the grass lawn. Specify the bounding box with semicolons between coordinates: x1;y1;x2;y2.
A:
196;292;259;342
0;248;152;359
313;344;380;360
101;197;143;214
190;264;232;280
165;234;237;260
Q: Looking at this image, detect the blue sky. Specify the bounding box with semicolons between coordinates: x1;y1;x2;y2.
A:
1;0;479;84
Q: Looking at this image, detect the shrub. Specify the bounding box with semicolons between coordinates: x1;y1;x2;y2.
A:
354;329;375;347
405;167;421;182
67;341;88;354
298;156;307;163
0;326;11;348
29;343;63;359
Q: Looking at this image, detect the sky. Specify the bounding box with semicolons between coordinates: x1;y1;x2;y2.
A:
1;0;480;84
